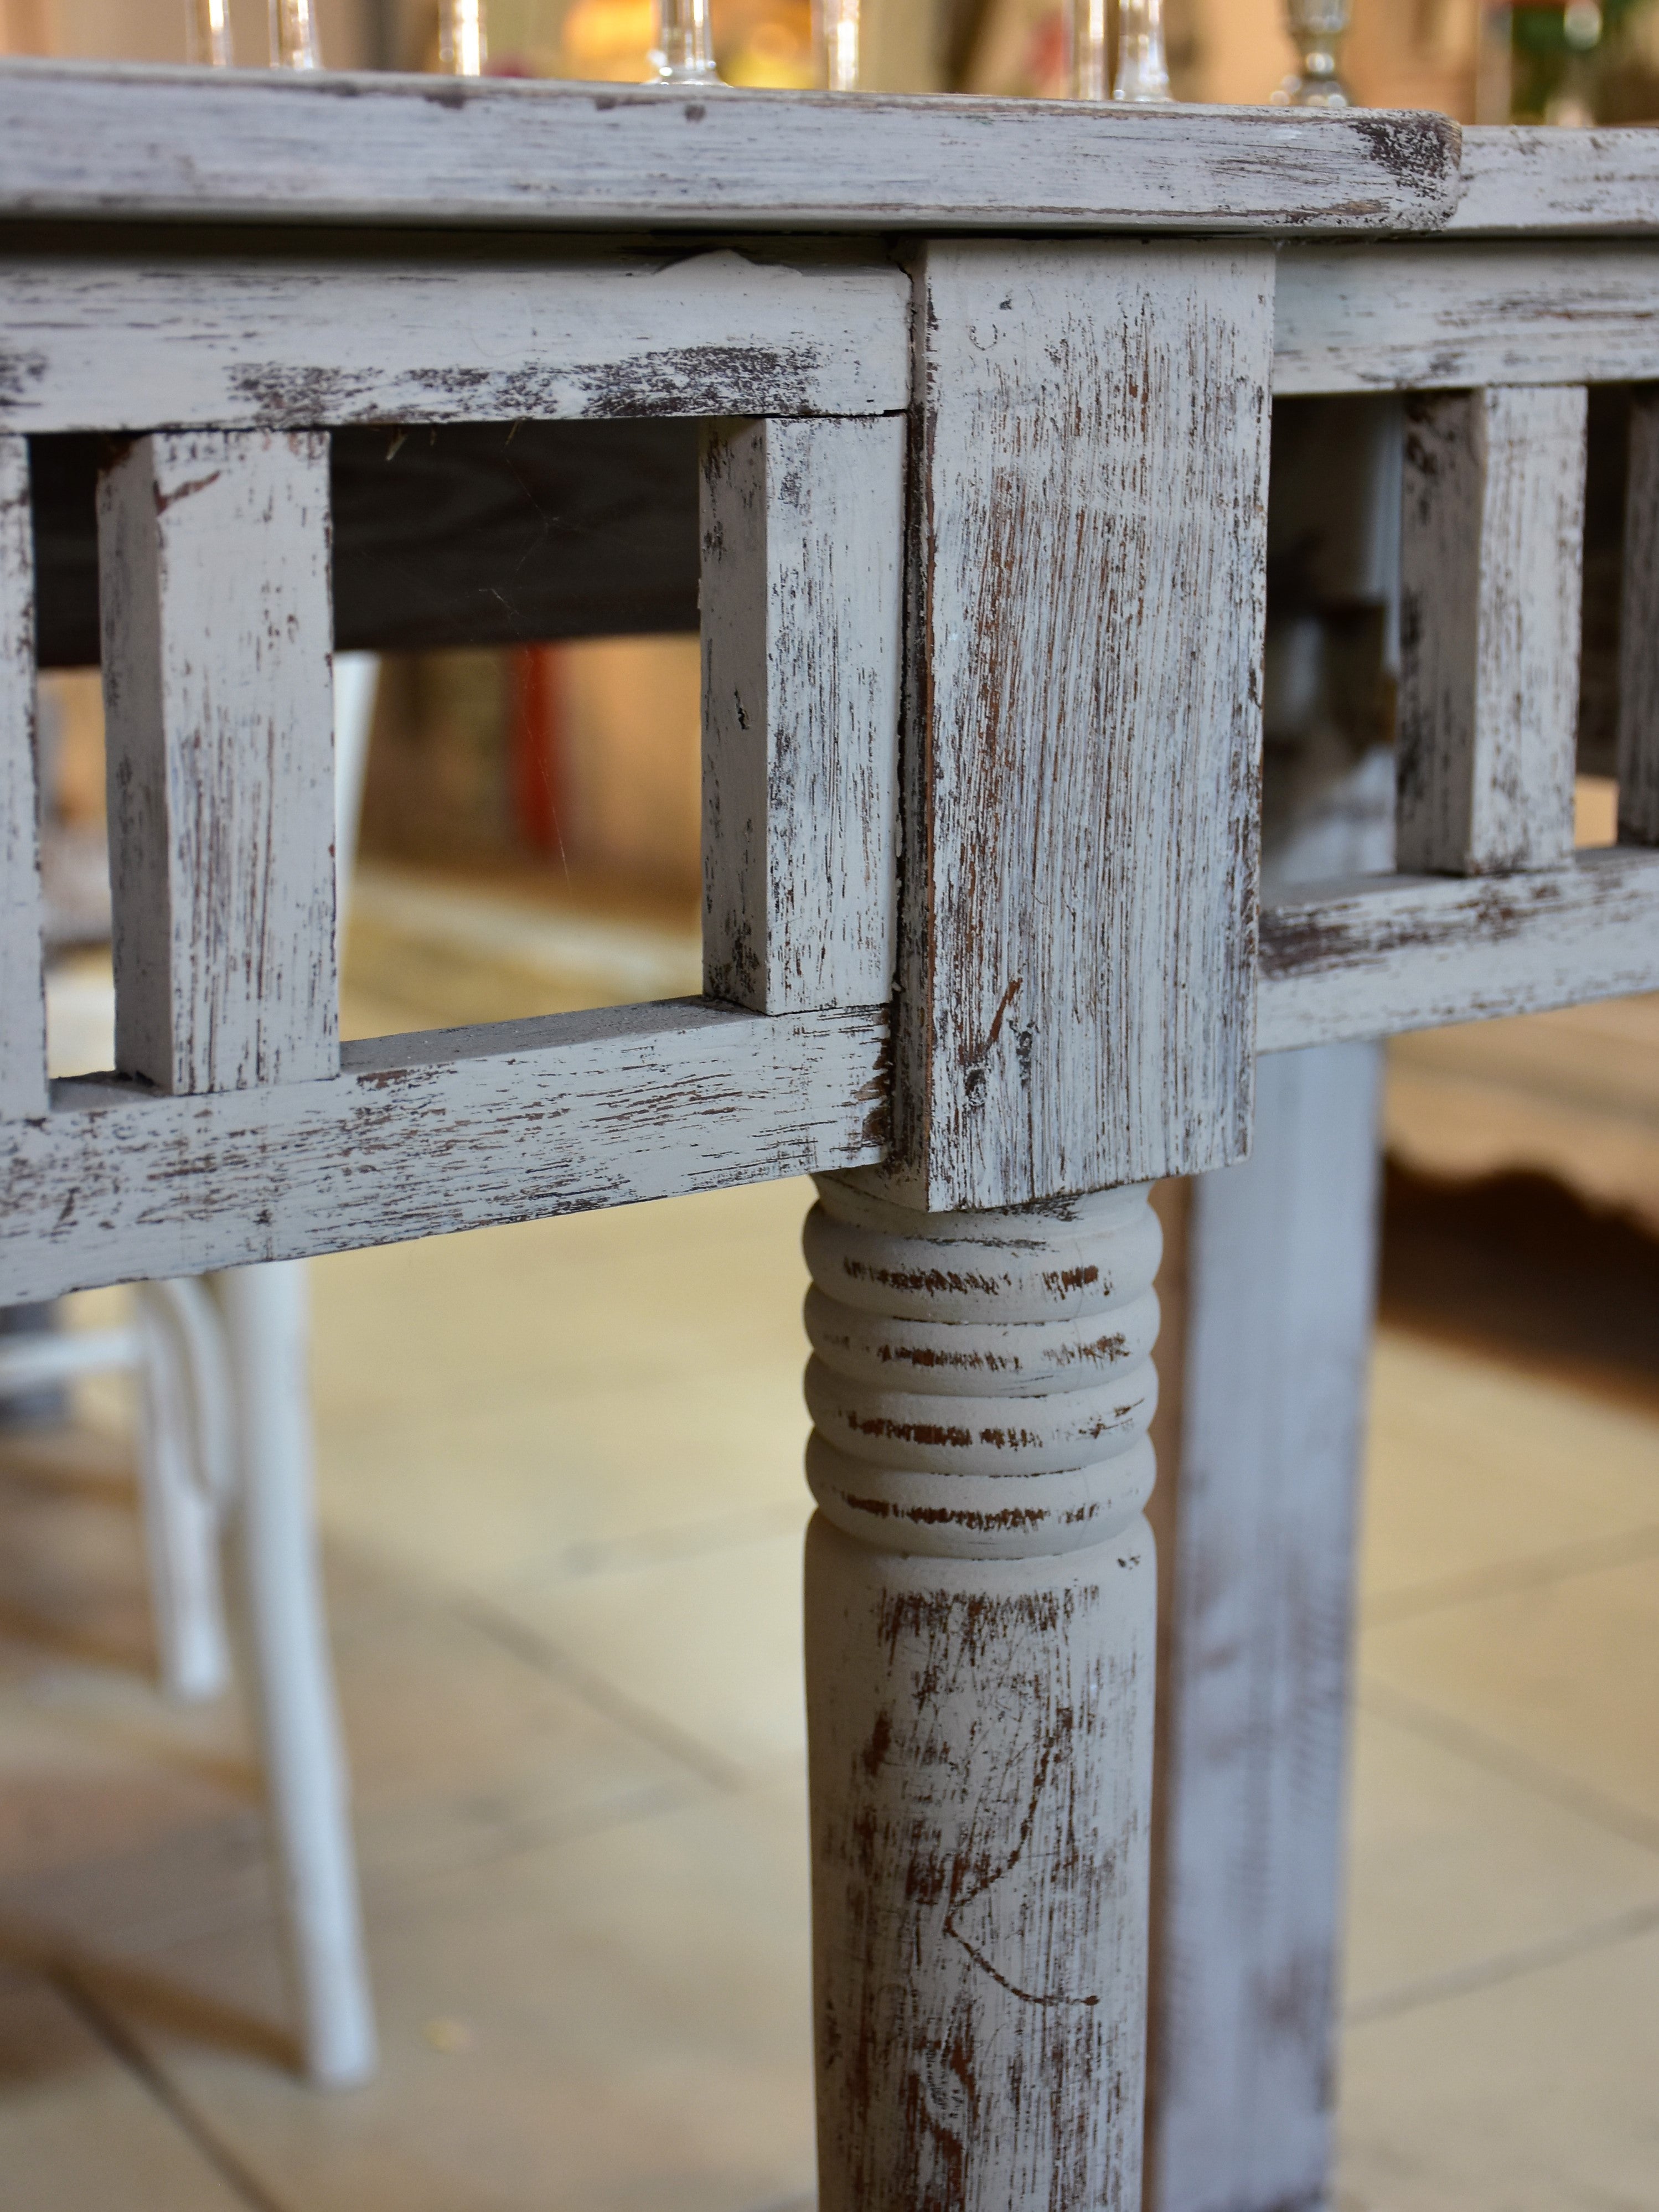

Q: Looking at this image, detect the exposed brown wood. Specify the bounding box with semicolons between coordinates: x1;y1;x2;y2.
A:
0;431;45;1122
1275;241;1659;396
0;248;910;433
1257;848;1659;1052
0;999;890;1307
1453;125;1659;235
0;64;1460;236
99;430;339;1094
886;239;1274;1211
700;414;902;1014
803;1176;1161;2211
1397;386;1585;876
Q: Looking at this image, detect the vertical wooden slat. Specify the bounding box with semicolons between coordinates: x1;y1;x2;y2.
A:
1398;384;1586;875
1149;1041;1383;2212
0;433;46;1121
99;429;337;1096
1616;385;1659;846
1150;518;1398;2209
888;240;1275;1211
700;414;902;1014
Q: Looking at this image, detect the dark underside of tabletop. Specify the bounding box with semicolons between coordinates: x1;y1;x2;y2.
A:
28;416;701;665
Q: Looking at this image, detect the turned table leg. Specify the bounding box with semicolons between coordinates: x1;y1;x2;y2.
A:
802;1174;1162;2210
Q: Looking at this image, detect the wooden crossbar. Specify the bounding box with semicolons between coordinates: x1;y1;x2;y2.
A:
0;1000;888;1305
1257;849;1659;1052
0;249;910;435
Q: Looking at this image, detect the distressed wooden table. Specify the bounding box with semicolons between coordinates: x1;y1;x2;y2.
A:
1;61;1655;2209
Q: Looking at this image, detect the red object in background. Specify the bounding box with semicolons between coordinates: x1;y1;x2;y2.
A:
510;644;565;856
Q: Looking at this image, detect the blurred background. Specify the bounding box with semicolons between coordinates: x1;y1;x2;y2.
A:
2;6;1657;2211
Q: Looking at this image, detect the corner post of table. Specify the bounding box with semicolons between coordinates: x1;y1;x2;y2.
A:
801;238;1276;2208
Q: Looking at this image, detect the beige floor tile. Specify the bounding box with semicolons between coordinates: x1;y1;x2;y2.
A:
307;1177;814;1431
1343;1703;1659;2012
330;1582;707;1883
1359;1331;1659;1613
0;1425;256;1913
492;1525;810;1782
0;1431;705;1935
0;1427;157;1685
0;1689;253;1896
99;1784;816;2212
1361;1551;1659;1834
316;1386;810;1594
308;1180;817;1589
0;1963;251;2211
1337;1925;1659;2212
0;1560;704;1929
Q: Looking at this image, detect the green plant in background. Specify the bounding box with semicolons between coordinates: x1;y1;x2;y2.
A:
1508;0;1659;122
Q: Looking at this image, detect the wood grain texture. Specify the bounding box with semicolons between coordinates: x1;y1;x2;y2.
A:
1149;734;1392;2212
701;415;901;1014
1398;386;1585;876
0;999;888;1306
0;249;909;433
1617;386;1659;847
1453;125;1659;235
803;1177;1159;2212
99;430;338;1094
1275;241;1659;396
1256;849;1659;1051
888;240;1273;1211
0;433;46;1121
0;64;1459;236
804;1177;1161;1559
1149;1042;1381;2212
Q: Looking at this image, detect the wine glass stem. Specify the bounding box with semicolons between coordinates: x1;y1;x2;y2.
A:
818;0;860;92
440;0;488;76
270;0;322;69
1072;0;1109;99
653;0;719;82
1114;0;1171;101
191;0;234;67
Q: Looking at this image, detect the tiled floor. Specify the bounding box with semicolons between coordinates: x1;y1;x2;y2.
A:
1338;1332;1659;2212
6;879;1657;2209
3;1204;1656;2211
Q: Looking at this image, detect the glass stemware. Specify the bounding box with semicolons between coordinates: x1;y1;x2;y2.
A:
815;0;860;92
270;0;323;69
1114;0;1172;101
650;0;719;82
189;0;234;68
1071;0;1109;100
440;0;488;77
1273;0;1351;108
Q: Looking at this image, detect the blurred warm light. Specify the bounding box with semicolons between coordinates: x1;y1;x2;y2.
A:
560;0;656;77
965;1;1071;99
560;0;812;84
0;0;50;53
720;0;813;84
442;0;489;74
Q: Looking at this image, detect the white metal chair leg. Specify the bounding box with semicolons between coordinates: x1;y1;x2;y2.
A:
214;1260;376;2088
133;1280;232;1702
